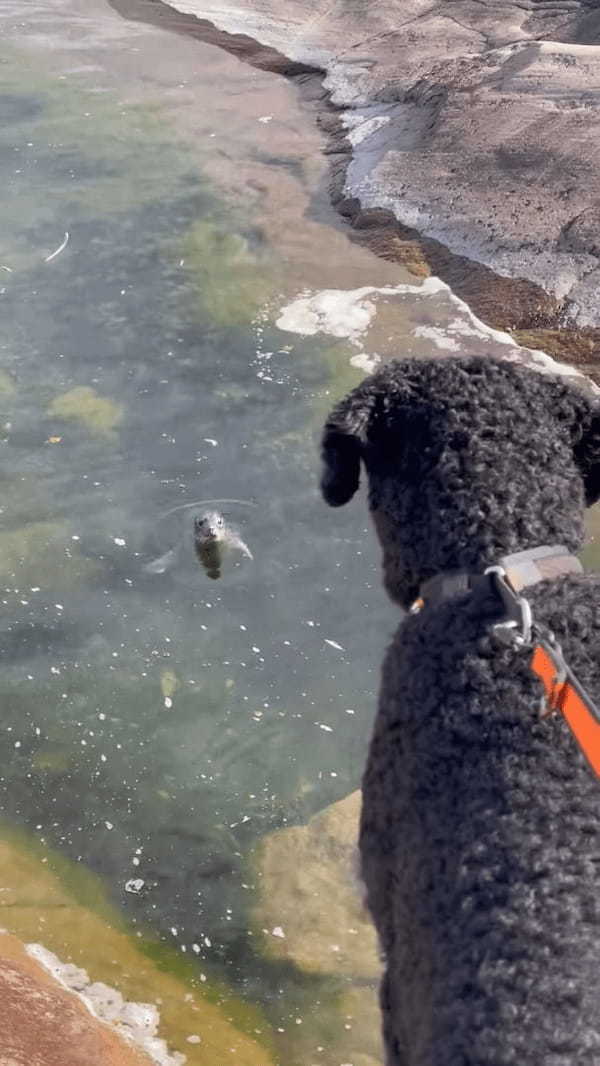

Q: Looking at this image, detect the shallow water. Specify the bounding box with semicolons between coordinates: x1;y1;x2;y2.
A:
1;1;597;1062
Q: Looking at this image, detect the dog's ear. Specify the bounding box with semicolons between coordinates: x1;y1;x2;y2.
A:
320;384;378;507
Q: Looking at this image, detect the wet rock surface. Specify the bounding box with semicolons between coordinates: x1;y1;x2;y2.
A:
0;933;152;1066
252;791;380;979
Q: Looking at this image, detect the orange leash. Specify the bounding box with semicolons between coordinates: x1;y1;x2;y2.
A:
531;640;600;779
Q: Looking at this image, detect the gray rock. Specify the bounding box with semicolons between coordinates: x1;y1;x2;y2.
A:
162;0;600;325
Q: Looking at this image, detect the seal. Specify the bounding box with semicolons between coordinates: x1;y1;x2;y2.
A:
193;510;253;580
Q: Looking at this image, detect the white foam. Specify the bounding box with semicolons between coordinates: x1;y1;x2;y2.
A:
343;113;390;147
275;277;596;389
26;944;185;1066
414;326;460;351
350;352;380;372
276;287;378;341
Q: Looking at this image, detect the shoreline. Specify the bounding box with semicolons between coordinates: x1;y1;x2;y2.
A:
108;0;600;382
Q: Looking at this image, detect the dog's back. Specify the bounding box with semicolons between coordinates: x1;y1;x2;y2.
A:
321;357;600;1065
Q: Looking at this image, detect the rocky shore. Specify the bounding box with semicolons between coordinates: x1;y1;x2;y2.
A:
111;0;600;373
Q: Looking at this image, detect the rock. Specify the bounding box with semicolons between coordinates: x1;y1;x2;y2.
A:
274;982;383;1066
252;790;381;978
152;0;600;326
0;830;277;1066
511;326;600;385
560;204;600;257
0;932;152;1066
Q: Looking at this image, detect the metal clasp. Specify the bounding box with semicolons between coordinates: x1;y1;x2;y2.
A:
485;565;533;647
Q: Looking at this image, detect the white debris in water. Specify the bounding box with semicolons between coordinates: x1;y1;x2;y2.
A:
191;943;201;954
276;275;596;389
414;325;461;351
164;697;173;709
271;927;285;938
113;537;126;547
258;115;273;123
345;708;356;715
203;438;218;446
25;944;184;1066
319;724;333;732
44;231;69;263
125;878;145;894
104;821;114;830
186;1035;202;1044
276;287;378;343
324;638;344;651
350;351;380;372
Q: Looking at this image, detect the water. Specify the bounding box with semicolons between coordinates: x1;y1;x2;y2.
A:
1;1;595;1063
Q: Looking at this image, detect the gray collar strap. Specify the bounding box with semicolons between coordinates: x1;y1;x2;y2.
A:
498;544;582;592
419;545;583;609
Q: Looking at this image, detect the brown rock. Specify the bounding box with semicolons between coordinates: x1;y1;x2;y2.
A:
0;933;151;1066
253;791;381;979
511;327;600;384
121;0;600;328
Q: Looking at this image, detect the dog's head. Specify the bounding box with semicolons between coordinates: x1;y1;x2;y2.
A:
321;356;600;607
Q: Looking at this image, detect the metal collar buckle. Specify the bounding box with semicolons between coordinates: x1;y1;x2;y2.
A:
485;565;532;647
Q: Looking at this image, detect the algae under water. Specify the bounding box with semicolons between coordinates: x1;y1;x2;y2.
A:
0;8;398;1058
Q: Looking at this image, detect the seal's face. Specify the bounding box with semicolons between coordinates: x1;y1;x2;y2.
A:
194;511;225;542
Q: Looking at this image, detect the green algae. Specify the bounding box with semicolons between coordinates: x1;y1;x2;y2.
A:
0;50;204;270
0;369;16;394
48;386;123;438
181;221;274;327
0;519;97;585
0;822;277;1066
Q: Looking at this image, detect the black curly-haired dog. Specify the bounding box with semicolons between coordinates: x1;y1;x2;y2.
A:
321;356;600;1066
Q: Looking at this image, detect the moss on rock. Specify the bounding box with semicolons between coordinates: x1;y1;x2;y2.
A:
0;824;277;1066
182;221;273;327
48;387;123;438
252;791;380;979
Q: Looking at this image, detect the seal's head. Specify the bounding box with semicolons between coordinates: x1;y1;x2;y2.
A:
194;511;225;543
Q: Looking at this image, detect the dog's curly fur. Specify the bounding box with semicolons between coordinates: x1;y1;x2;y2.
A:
321;356;600;1066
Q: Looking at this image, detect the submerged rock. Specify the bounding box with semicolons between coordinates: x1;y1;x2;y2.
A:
252;790;380;978
48;387;123;438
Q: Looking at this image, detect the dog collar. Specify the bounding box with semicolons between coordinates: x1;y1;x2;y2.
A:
412;546;600;780
413;545;582;613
